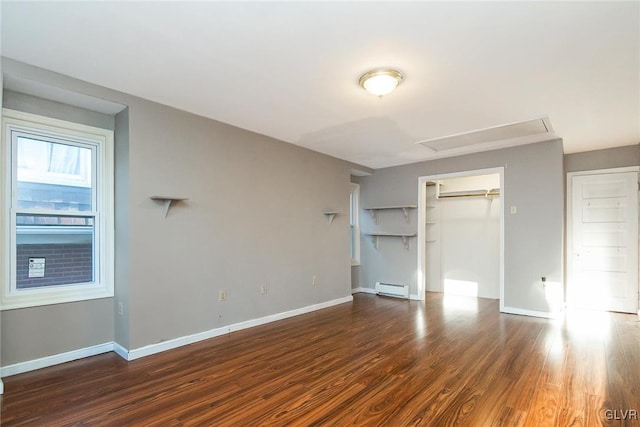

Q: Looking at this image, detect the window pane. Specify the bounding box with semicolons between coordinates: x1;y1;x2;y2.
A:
16;214;94;289
16;136;92;211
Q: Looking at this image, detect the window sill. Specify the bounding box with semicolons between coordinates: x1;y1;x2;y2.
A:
1;287;113;311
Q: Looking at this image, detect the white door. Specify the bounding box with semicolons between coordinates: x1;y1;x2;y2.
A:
568;171;638;313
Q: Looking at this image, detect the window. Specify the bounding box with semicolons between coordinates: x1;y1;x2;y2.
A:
1;109;114;310
350;183;360;266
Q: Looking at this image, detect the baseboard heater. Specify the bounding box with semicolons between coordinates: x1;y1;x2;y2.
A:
375;281;410;299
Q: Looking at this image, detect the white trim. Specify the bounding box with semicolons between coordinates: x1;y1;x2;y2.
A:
112;342;129;361
0;296;355;375
501;305;563;319
418;167;505;306
566;166;640;313
568;166;640;176
0;379;4;395
1;109;115;310
498;170;506;313
125;295;353;361
352;287;376;295
417;176;427;300
350;183;361;266
409;293;421;301
0;342;113;378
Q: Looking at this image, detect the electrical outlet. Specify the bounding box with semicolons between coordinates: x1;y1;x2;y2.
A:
260;283;268;294
541;277;547;287
118;301;124;315
219;289;227;301
312;275;318;286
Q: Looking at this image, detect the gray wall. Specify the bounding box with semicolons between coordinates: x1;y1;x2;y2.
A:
124;97;351;348
1;58;353;364
3;90;115;130
1;90;116;365
358;140;565;314
1;300;113;365
565;144;639;172
114;108;130;350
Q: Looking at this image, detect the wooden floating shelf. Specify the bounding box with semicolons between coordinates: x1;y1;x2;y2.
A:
150;196;189;217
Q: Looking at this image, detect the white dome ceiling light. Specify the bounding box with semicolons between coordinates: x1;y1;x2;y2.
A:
359;68;404;98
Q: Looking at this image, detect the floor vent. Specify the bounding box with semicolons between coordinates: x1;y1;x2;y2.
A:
375;282;410;299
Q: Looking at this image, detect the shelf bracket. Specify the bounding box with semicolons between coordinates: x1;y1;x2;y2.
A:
371;235;379;250
401;236;410;250
324;212;337;224
160;199;172;218
369;209;378;224
401;207;410;223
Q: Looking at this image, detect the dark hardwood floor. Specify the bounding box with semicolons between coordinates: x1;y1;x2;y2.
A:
1;293;639;426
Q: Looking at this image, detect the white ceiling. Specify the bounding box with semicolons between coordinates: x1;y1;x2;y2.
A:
2;1;639;169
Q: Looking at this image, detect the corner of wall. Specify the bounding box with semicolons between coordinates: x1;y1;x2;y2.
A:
114;108;131;350
1;52;4;387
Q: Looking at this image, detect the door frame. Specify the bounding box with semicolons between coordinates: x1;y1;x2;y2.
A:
566;166;640;315
417;167;504;306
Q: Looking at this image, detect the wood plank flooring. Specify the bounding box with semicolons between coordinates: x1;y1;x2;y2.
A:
2;293;640;426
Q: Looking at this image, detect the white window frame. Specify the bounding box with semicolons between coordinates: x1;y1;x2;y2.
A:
1;109;114;310
350;183;360;266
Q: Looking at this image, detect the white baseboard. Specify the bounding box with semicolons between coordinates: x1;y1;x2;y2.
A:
112;342;129;361
500;306;561;319
125;295;354;361
0;379;4;394
352;287;376;295
0;342;114;378
0;295;355;375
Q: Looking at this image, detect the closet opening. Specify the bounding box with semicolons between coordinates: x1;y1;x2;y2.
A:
417;168;504;308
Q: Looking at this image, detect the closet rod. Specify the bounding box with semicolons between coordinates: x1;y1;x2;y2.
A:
437;189;500;199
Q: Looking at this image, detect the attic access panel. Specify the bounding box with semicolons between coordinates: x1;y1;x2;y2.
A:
418;117;551;153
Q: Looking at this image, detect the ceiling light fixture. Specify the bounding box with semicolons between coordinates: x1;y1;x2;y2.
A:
359;68;404;98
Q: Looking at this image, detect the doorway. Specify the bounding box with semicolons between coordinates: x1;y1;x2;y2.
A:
417;167;505;305
567;167;639;314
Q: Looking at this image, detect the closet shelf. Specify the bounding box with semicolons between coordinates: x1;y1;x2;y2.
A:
150;196;189;217
364;205;417;223
364;205;417;210
437;188;500;199
366;232;416;250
